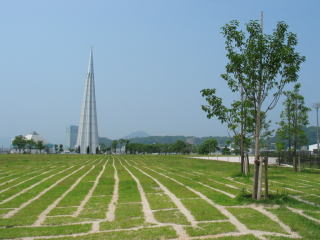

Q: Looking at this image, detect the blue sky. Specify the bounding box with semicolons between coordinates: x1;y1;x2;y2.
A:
1;0;320;145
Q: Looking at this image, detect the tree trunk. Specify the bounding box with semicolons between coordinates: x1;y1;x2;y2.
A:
264;156;269;199
240;137;244;174
257;155;263;200
245;153;250;174
293;142;297;172
240;86;245;175
252;106;261;200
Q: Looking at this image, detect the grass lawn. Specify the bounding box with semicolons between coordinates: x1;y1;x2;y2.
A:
0;154;319;239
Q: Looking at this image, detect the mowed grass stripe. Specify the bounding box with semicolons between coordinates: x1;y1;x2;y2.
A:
227;207;285;233
0;167;56;194
116;159;141;203
0;166;75;206
127;161;196;226
33;162;100;226
0;158;95;203
101;158;146;230
72;159;109;217
79;158;114;219
136;163;227;221
36;226;177;240
154;166;238;197
0;163;94;226
0;224;91;239
56;160;105;208
0;168;44;188
0;173;20;183
121;160;176;210
269;207;320;239
135;161;238;206
38;159;108;225
0;158;97;207
105;158;119;222
121;159;189;226
119;159;157;224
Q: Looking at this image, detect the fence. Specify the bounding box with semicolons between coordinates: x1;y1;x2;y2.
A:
261;151;320;169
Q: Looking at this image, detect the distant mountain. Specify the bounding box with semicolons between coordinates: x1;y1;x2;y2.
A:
128;136;231;146
125;131;149;139
261;125;320;149
99;137;112;146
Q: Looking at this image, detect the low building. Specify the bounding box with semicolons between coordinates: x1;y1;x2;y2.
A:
309;143;320;152
24;131;47;144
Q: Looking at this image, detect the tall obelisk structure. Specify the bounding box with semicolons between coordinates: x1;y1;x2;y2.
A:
76;49;99;154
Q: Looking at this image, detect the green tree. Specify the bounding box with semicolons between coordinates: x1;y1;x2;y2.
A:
100;143;107;153
217;19;305;200
276;83;310;171
59;144;64;153
170;140;190;154
201;90;253;175
118;139;130;154
26;139;36;153
118;139;125;154
111;140;118;153
124;139;130;154
54;144;59;153
221;145;231;155
36;141;45;153
198;138;218;154
12;135;27;153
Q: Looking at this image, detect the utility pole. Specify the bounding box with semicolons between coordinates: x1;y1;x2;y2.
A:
313;103;320;156
261;11;264;31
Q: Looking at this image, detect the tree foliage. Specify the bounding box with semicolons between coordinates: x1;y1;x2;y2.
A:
203;19;305;200
12;135;27;153
276;83;310;171
198;138;218;154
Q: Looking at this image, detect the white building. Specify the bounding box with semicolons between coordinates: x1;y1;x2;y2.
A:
309;143;319;152
24;131;47;144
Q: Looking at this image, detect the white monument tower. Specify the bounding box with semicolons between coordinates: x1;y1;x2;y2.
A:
76;49;99;154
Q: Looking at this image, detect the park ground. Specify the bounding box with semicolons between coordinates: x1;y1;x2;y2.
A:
0;154;319;240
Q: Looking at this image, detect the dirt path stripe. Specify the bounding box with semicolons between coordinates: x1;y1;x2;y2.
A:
3;165;85;218
73;159;109;217
289;195;320;207
119;159;157;224
145;166;236;199
255;206;299;237
287;206;320;224
140;164;247;232
0;166;74;205
106;158;119;222
0;168;57;194
128;162;197;227
33;165;97;226
0;167;49;187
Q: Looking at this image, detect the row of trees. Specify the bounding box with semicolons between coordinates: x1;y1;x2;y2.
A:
111;139;130;153
103;138;232;155
126;140;193;154
201;17;305;200
11;135;64;153
12;135;46;153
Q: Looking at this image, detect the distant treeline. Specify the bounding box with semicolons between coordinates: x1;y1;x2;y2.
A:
99;136;231;147
98;126;320;152
267;126;320;148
